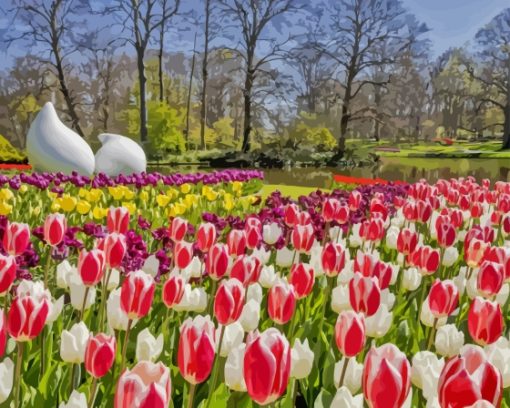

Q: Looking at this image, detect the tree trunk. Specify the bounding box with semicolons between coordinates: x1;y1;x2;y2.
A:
185;34;198;150
338;96;350;153
158;26;165;103
136;47;148;143
502;63;510;149
199;0;211;151
242;69;254;153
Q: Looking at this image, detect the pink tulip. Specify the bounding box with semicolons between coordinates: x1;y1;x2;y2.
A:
468;297;504;346
477;261;504;298
196;223;216;252
0;254;17;295
428;279;459;318
107;206;130;234
322;198;342;223
289;263;314;299
292;224;314;254
85;333;116;378
284;203;300;227
173;241;193;270
268;280;296;324
348;190;362;211
397;228;418;255
7;295;49;341
169;217;188;242
78;248;106;286
43;213;66;246
335;311;365;357
227;229;246;257
120;270;155;319
98;233;127;269
349;272;381;317
205;243;229;280
214;278;245;325
321;242;346;277
409;245;440;275
244;217;262;249
230;255;262;286
162;275;186;308
0;310;6;357
2;221;30;256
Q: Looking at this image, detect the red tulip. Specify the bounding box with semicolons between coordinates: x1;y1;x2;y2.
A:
0;310;6;357
177;315;216;384
292;224;314;254
289;263;314;299
196;222;216;252
502;214;510;238
438;345;502;407
428;279;459;318
230;255;262;286
484;246;510;282
321;242;346;277
268;280;296;324
409;245;440;275
114;361;171;408
107;206;130;234
205;243;229;280
7;295;49;341
98;233;127;269
214;278;245;325
244;328;291;405
227;229;246;257
370;199;388;220
349;272;381;317
85;333;116;378
477;261;504;298
396;228;418;255
402;201;417;222
323;198;342;222
470;202;483;219
244;217;262;249
162;275;186;308
284;204;300;227
465;238;489;269
173;241;193;270
2;221;30;256
43;213;66;246
362;343;411;408
120;270;155;319
169;217;188;242
335;311;365;357
78;248;106;286
436;217;456;248
468;297;504;346
359;217;385;242
0;254;16;295
348;190;362;211
295;211;312;226
416;200;432;223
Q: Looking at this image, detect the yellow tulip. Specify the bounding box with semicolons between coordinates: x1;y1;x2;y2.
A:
19;185;28;194
0;189;14;201
47;191;58;200
78;188;88;198
0;201;12;215
60;195;77;212
166;188;179;199
32;206;41;217
122;187;135;200
156;194;171;207
122;202;137;214
76;200;91;215
93;206;108;220
87;189;103;202
108;186;124;200
232;181;243;192
51;200;61;212
139;190;149;202
205;190;219;201
180;183;191;194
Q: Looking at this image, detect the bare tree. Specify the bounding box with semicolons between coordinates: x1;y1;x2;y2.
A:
219;0;298;153
6;0;86;136
199;0;213;150
158;0;180;103
185;33;198;149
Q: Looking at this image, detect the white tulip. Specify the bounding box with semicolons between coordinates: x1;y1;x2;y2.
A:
107;268;120;290
402;267;422;291
466;401;496;408
47;295;64;324
397;253;405;267
17;280;64;325
453;267;467;296
173;285;208;312
56;260;77;289
420;298;447;328
69;275;96;312
485;336;510;388
60;322;90;363
386;226;400;250
402;389;413;408
252;247;271;265
349;223;363;248
276;247;296;267
239;299;260;332
329;226;343;243
247;283;263;304
334;357;363;394
0;358;14;403
466;268;479;299
331;284;351;314
309;245;324;276
442;246;459;267
107;288;133;331
263;222;282;245
225;343;247;392
365;304;392;338
380;289;396;310
290;339;314;379
217;322;244;357
411;351;444;400
435;324;465;358
426;398;441;408
142;254;159;277
496;283;509;307
136;328;163;362
259;265;279;288
58;390;87;408
391;208;405;228
331;386;363;408
337;260;354;285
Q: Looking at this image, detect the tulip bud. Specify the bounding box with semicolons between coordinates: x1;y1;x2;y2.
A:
162;274;186;308
263;222;282;245
169;217;188;242
120;270;155;320
2;221;30;256
244;328;291;405
107;206;130;234
268;280;296;325
98;233;126;269
230;255;262;287
363;344;411;408
178;315;216;384
290;338;314;379
197;222;216;252
477;261;504;298
43;213;66;246
0;358;14;404
434;324;465;358
60;322;90;363
349;272;381;317
428;279;459;318
239;299;260;332
0;254;16;295
292;224;314;254
402;267;422;291
214;278;245;325
135;328;163;362
205;243;229;280
78;249;106;286
468;297;503;346
289;263;314;299
335;311;365;357
227;229;246;257
321;242;346;277
174;241;193;270
84;333;116;378
7;295;49;341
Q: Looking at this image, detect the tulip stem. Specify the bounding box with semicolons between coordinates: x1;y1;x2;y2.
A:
98;267;112;331
80;287;90;321
187;383;196;408
40;326;46;380
316;277;332;340
426;318;438;351
88;377;98;408
206;325;225;407
207;280;218;316
338;357;349;388
121;319;133;372
321;222;330;246
69;363;77;395
44;247;52;288
13;342;24;408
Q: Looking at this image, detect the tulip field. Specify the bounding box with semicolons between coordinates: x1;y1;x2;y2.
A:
0;171;510;408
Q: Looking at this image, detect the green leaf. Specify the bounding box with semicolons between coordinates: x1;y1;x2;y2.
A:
313;388;333;408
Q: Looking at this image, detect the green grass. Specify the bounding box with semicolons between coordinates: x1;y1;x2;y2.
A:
260;184;327;199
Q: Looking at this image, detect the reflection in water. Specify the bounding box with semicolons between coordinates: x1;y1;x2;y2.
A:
149;158;510;188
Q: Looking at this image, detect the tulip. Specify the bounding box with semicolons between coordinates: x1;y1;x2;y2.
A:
162;274;186;308
360;218;385;242
331;386;364;408
362;343;411;408
98;233;127;269
335;311;365;357
321;242;346;277
290;338;314;379
43;213;66;246
244;328;291;405
465;238;489;268
349;272;381;317
397;228;418;255
263;222;282;245
268;280;296;325
120;270;155;320
2;221;30;256
435;324;465;358
230;255;262;286
142;254;159;278
409;245;440;275
436;218;456;248
169;217;188;242
173;285;208;313
292;223;314;253
216;321;244;358
214;278;245;325
135;328;163;362
174;241;193;270
244;217;262;249
205;243;229;280
334;357;363;394
84;333;116;378
402;267;422;291
411;351;444;401
114;361;171;408
365;303;393;338
485;337;510;388
59;391;87;408
323;197;342;222
107;288;132;331
227;229;247;257
0;358;14;404
78;249;106;286
331;284;351;313
239;299;261;332
348;190;362;211
107;206;130;234
289;263;314;299
197;222;216;252
69;274;96;312
428;279;459;318
284;203;300;227
225;344;247;392
177;315;216;384
0;310;5;358
56;260;78;289
477;261;504;298
438;345;502;407
468;297;503;346
0;254;16;295
442;246;459;267
60;322;90;363
276;247;296;268
7;295;49;341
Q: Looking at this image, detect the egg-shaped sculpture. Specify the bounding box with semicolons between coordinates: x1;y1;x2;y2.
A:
95;133;147;176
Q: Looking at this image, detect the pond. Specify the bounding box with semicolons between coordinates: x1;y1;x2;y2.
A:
150;157;510;189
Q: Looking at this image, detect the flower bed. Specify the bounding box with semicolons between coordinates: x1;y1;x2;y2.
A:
0;175;509;407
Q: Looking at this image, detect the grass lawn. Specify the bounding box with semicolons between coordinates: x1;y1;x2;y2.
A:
260;184;326;199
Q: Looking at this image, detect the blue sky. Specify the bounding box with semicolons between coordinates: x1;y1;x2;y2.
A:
402;0;510;56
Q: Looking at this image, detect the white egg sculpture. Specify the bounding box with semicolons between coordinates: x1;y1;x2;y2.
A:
26;102;95;176
94;133;147;176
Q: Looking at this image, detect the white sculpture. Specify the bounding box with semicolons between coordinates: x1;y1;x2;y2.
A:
26;102;95;176
95;133;147;176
